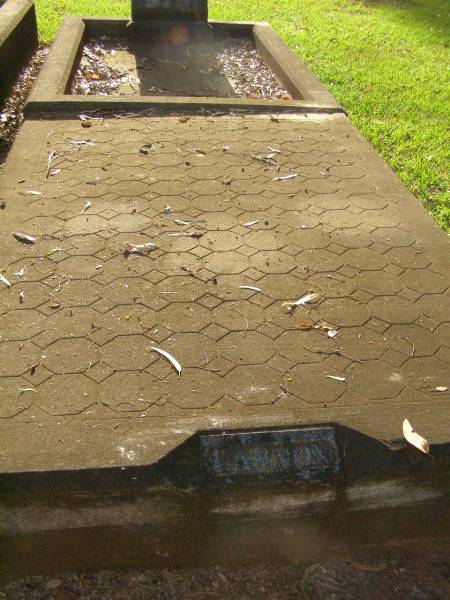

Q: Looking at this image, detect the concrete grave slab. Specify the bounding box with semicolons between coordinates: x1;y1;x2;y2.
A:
0;112;448;479
0;114;449;576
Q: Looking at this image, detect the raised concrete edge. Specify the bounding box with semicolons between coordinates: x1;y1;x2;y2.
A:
25;17;344;116
26;16;84;101
0;0;38;101
25;96;345;116
0;418;448;491
253;23;338;107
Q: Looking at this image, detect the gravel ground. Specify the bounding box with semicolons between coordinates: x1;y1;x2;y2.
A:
0;47;48;165
1;550;449;599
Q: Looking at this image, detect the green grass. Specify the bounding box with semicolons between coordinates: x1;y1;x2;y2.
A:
35;0;450;230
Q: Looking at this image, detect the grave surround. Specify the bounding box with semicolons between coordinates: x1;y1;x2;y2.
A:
25;12;341;114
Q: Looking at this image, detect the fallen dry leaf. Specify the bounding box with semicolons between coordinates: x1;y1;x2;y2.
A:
291;321;335;334
46;150;57;178
272;173;297;181
13;232;36;245
85;71;102;81
173;218;206;227
403;418;430;454
239;285;262;293
139;144;153;155
150;347;181;375
291;322;317;331
0;273;11;287
166;231;203;239
81;200;91;214
123;242;157;256
292;292;319;306
67;139;95;146
282;292;319;312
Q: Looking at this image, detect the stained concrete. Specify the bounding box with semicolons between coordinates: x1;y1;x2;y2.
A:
0;112;448;475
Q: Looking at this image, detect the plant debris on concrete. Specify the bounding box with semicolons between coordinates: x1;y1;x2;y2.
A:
216;41;290;99
1;550;448;599
70;38;289;99
71;42;128;95
0;47;48;165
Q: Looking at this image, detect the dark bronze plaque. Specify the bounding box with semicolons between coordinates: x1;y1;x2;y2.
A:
200;427;341;485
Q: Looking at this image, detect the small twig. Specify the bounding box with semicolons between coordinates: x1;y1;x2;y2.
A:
200;344;209;366
231;307;249;331
304;347;363;363
46;150;57;178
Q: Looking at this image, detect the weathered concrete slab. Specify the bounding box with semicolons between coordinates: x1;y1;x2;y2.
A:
0;112;448;476
0;0;38;101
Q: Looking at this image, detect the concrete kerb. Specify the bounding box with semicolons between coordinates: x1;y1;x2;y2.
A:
25;17;343;116
0;0;38;101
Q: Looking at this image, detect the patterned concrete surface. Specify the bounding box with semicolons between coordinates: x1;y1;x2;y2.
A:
0;113;448;471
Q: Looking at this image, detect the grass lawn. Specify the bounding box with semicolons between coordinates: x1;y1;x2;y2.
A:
35;0;449;230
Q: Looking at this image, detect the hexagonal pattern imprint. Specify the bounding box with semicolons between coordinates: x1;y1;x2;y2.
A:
0;112;449;470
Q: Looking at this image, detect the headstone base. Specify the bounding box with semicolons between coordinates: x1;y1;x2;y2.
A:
132;0;208;22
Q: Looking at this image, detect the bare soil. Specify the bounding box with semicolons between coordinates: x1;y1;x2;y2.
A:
1;550;449;599
71;38;289;99
0;46;48;166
